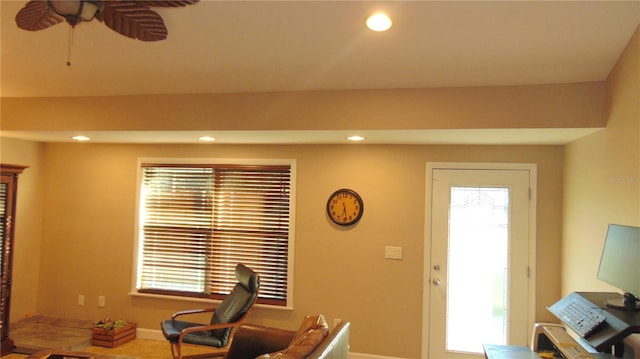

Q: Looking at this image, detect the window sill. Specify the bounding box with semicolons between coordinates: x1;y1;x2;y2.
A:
128;291;293;311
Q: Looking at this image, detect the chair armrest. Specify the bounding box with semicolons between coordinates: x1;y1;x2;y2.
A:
172;307;217;320
226;324;296;359
307;321;350;359
175;307;254;345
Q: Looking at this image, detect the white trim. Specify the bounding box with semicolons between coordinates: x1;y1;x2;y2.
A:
131;157;297;309
422;162;537;358
136;157;297;166
348;353;407;359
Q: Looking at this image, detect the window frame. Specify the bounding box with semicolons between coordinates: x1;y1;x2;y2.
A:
130;158;296;309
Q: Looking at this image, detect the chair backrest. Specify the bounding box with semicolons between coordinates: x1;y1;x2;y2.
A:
210;263;260;345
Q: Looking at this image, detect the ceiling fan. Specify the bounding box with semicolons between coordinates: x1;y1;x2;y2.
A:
15;0;199;41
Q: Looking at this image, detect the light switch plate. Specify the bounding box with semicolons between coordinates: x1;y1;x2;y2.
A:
384;246;403;260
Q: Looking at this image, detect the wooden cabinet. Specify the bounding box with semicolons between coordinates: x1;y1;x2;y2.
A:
0;164;27;356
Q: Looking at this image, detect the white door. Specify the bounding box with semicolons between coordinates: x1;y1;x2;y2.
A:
425;164;535;359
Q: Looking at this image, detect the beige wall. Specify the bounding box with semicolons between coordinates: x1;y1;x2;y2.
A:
2;83;606;132
3;140;562;358
562;23;640;354
0;137;45;320
562;25;640;295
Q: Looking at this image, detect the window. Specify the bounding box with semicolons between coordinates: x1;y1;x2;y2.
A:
135;161;293;307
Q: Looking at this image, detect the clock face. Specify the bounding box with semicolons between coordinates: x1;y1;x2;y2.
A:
327;189;363;226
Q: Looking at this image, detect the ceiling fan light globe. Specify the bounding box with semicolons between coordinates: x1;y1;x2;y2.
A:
48;0;82;15
78;1;103;21
48;0;103;26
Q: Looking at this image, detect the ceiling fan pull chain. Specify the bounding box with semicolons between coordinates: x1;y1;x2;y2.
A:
66;26;74;67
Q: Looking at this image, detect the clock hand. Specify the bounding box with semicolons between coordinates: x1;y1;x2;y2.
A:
342;203;347;216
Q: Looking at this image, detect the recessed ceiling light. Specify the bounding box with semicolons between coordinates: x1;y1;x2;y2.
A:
198;136;216;142
72;135;90;141
366;13;392;32
347;135;366;142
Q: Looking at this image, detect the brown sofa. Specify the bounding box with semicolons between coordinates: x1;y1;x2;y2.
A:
225;315;350;359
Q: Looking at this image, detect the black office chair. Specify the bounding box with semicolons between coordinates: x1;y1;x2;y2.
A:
161;263;260;359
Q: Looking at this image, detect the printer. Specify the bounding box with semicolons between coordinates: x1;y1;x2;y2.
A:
531;292;640;359
531;323;599;359
484;292;639;359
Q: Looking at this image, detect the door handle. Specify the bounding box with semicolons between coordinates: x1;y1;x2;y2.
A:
432;278;441;286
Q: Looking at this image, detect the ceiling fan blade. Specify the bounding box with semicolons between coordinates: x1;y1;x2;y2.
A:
133;1;199;7
15;0;63;31
98;1;168;41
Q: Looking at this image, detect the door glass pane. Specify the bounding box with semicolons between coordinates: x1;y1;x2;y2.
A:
446;186;509;354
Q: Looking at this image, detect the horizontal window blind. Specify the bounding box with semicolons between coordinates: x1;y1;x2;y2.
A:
139;166;213;294
137;163;291;306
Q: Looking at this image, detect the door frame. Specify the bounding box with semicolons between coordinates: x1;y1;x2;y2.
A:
422;162;537;358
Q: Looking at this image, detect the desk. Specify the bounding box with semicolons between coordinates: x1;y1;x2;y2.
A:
483;345;615;359
548;292;640;353
483;344;541;359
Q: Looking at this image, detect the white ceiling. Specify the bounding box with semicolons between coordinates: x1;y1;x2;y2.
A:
1;0;639;144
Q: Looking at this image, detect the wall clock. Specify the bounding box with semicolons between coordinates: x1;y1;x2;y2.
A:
326;188;364;226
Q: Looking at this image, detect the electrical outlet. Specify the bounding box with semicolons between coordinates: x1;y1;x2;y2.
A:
384;246;403;260
77;295;85;306
98;296;105;308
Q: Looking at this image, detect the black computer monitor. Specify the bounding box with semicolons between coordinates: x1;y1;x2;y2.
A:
597;223;640;310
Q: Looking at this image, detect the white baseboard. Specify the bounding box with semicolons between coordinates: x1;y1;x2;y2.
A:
135;328;404;359
349;353;406;359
